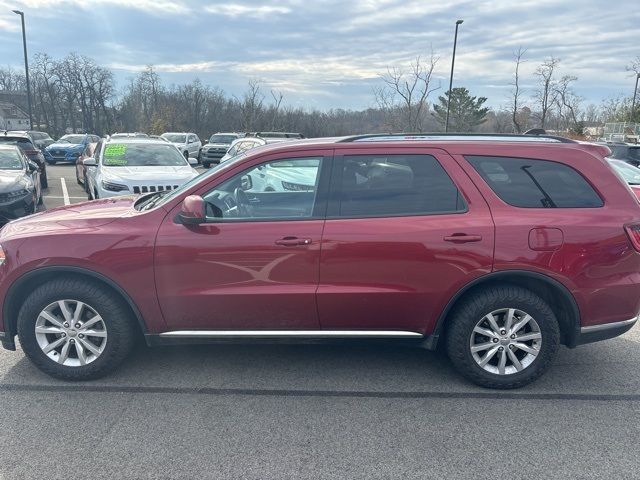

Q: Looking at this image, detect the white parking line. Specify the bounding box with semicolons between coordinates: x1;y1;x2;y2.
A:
60;178;70;205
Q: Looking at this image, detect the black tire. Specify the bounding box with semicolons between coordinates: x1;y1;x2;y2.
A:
17;277;137;380
445;285;560;389
203;161;210;169
37;190;43;206
40;171;48;189
47;160;56;166
83;174;89;193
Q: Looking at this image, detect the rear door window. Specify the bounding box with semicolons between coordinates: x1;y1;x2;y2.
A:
466;155;603;208
335;154;466;217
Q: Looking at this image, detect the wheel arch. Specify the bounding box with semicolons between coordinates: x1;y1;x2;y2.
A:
3;266;148;341
433;270;581;348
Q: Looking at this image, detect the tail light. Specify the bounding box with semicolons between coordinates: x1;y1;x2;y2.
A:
624;224;640;252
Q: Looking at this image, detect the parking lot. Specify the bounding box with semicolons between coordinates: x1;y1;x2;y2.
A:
0;164;639;478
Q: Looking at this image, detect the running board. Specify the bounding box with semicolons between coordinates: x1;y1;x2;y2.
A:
158;330;424;339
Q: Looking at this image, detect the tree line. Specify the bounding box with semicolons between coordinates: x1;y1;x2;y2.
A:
0;51;638;139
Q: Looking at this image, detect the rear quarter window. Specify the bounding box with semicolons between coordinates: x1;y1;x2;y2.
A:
465;155;603;208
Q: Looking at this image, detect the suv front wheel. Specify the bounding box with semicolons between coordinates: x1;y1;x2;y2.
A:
446;285;560;389
17;278;136;380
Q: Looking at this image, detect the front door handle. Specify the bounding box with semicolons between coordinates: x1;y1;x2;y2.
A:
275;236;312;246
443;234;483;243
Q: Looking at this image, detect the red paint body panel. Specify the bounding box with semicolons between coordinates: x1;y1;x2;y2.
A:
0;139;639;341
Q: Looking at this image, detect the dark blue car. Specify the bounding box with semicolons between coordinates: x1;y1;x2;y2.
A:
44;133;100;165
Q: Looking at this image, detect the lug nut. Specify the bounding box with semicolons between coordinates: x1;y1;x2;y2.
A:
75;323;81;328
63;322;69;328
500;329;506;335
61;333;66;337
509;345;515;350
510;334;516;339
498;346;504;352
78;334;84;339
492;338;499;343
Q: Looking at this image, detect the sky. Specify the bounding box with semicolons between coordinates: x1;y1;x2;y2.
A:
0;0;638;111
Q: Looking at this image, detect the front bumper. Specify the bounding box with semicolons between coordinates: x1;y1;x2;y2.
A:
0;194;35;222
572;316;638;347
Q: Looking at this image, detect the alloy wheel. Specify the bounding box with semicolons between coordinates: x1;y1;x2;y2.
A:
469;308;542;375
34;300;108;367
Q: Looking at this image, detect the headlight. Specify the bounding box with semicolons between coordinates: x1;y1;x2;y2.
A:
101;181;129;192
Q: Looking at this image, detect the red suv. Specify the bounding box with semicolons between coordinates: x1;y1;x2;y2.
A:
1;134;639;388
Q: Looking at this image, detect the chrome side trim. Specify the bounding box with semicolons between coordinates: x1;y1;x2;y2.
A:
159;330;423;339
580;316;638;333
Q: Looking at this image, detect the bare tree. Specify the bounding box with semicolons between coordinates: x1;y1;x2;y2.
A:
374;53;440;131
554;75;582;133
534;57;560;129
236;79;264;132
509;47;526;133
269;90;284;130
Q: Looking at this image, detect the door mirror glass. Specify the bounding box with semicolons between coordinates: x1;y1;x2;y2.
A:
179;195;206;225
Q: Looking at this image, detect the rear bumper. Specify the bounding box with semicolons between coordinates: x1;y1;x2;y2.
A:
0;331;15;351
572;316;637;347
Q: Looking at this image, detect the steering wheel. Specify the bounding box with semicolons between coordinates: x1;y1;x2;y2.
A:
233;187;252;217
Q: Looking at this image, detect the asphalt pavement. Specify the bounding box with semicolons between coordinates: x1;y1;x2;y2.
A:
1;164;640;479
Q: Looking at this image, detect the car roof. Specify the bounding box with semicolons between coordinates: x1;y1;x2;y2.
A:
1;130;29;140
233;133;612;159
0;144;20;151
105;137;173;145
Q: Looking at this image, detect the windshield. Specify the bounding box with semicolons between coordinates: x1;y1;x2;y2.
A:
102;143;188;167
0;138;35;150
162;134;187;143
0;149;24;170
209;135;237;144
609;159;640;185
58;135;86;144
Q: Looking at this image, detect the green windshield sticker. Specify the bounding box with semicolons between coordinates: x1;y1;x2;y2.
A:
104;144;126;157
104;157;128;166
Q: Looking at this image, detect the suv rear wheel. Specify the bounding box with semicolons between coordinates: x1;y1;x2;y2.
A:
17;278;136;380
445;285;560;389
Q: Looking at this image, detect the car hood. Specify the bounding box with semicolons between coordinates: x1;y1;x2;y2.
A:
169;142;187;148
203;142;230;148
0;196;136;238
46;142;83;151
0;171;28;193
102;165;198;182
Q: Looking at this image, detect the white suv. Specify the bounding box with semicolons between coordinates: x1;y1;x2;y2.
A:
160;132;201;160
84;138;199;199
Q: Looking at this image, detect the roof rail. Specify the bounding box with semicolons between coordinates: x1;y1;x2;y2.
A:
337;133;577;144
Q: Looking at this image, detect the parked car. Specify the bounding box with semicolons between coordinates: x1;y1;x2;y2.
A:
219;136;286;163
1;133;639;389
0;145;42;222
160;132;201;160
84;137;199;199
608;158;640;200
252;132;305;139
110;133;149;139
75;142;99;190
7;130;55;150
604;142;640;167
0;131;48;188
44;133;100;165
199;132;242;168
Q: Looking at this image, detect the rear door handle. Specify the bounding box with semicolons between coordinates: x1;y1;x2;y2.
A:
443;234;483;243
275;237;312;246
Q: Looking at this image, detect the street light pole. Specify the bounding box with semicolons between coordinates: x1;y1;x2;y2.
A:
445;19;463;133
12;10;33;129
631;73;640;124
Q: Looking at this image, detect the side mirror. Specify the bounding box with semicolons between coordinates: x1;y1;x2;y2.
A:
27;161;39;172
241;174;253;191
187;156;198;166
179;195;206;225
83;157;97;167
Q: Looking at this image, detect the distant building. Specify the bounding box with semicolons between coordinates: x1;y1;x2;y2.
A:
0;102;30;130
602;122;639;143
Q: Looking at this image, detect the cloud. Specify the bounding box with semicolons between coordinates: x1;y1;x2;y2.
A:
204;3;291;18
7;0;190;15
